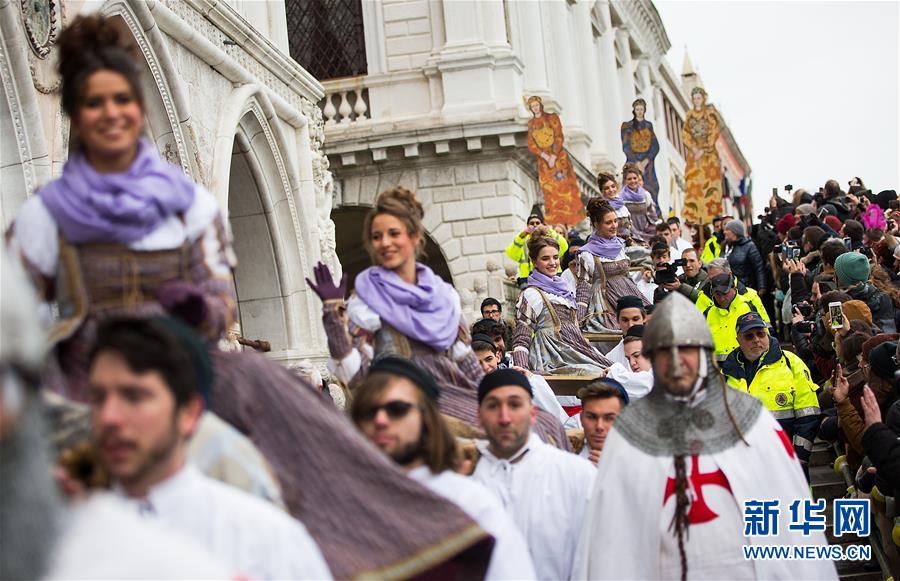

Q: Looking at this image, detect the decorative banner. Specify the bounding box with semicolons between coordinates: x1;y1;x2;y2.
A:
524;95;585;226
682;87;724;225
621;98;661;212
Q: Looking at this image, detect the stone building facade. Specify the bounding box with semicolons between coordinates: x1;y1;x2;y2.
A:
309;0;752;319
0;0;337;364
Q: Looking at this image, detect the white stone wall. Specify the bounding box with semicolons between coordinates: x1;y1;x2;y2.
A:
382;0;433;71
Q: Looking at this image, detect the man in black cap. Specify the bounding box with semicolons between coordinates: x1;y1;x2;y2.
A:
472;369;595;581
605;295;648;366
350;357;536;579
721;312;820;475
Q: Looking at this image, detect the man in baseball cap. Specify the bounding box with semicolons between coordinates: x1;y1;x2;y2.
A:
721;311;820;477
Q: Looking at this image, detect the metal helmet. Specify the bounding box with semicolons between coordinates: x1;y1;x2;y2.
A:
643;293;714;384
643;293;714;352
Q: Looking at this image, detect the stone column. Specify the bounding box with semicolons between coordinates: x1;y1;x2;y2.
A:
573;0;609;170
546;0;589;164
615;27;637;116
595;0;624;170
512;0;550;96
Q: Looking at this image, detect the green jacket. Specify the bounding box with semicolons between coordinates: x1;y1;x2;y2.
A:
505;229;569;279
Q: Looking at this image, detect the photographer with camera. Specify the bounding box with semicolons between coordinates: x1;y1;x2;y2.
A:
647;244;681;303
658;248;708;303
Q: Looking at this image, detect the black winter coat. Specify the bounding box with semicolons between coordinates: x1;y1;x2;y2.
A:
727;237;767;292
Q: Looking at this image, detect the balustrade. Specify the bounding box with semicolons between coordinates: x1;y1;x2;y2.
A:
319;77;370;125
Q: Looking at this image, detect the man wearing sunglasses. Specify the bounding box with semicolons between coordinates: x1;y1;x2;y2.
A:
349;356;535;580
721;312;820;477
472;368;595;581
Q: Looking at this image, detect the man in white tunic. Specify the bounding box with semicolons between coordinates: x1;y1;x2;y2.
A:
87;317;332;580
350;356;535;580
473;369;596;580
574;293;837;580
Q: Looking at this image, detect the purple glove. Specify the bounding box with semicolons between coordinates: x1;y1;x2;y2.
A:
158;281;208;327
306;261;347;302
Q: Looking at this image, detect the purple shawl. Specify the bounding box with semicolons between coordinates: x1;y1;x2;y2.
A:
580;233;625;260
527;270;576;307
39;138;196;244
355;263;461;352
605;193;625;210
620;185;648;204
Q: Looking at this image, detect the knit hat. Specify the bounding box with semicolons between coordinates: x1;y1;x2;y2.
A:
834;252;871;286
477;368;532;404
824;215;842;233
725;219;745;237
776;214;797;235
796;203;816;216
869;342;898;381
842;300;873;327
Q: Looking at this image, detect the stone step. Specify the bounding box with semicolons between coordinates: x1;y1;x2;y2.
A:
810;445;834;467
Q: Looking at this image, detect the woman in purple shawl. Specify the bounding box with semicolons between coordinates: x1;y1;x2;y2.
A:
7;15;496;579
575;198;651;332
620;163;661;243
597;171;633;242
308;188;570;450
510;227;611;374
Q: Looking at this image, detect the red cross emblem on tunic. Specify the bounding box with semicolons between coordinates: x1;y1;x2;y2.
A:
775;428;796;458
663;455;733;525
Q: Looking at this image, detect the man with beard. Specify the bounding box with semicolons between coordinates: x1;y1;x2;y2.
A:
88;317;331;580
0;253;229;580
350;356;535;579
472;368;595;580
574;293;835;580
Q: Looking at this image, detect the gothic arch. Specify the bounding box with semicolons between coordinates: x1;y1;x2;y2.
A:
213;84;319;361
100;0;198;179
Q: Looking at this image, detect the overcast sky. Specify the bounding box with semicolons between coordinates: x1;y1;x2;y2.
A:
654;0;899;217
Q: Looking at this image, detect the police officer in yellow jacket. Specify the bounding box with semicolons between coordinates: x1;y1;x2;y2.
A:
703;271;770;361
722;311;820;477
699;215;724;263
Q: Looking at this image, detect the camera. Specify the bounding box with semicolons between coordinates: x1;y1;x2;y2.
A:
653;259;686;285
794;320;816;334
793;302;814;318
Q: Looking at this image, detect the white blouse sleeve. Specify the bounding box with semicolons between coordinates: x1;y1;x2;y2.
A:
9;196;60;277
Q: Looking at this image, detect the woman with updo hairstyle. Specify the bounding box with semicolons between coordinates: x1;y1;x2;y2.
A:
509;226;611;374
11;17;498;578
575;198;650;332
309;187;570;447
8;14;237;400
618;162;660;243
596;171;633;240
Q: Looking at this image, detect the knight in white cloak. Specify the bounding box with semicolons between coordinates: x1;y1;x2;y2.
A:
574;293;837;580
